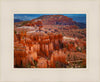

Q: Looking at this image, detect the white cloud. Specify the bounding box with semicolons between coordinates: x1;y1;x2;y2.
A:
14;16;38;21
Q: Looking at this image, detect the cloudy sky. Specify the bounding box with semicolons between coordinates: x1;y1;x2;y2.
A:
14;14;86;23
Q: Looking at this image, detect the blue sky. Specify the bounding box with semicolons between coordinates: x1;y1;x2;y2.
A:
14;14;86;23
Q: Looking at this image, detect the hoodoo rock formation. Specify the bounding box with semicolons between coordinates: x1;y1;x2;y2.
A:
14;30;86;68
14;30;66;67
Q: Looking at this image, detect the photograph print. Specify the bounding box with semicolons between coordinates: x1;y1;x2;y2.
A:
14;14;86;68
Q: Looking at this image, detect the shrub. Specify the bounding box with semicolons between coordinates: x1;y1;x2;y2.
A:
26;62;31;68
32;58;37;67
66;44;68;49
14;30;17;34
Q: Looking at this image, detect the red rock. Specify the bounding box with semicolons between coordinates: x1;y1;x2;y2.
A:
37;57;47;68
